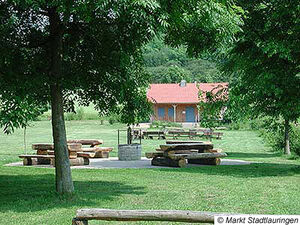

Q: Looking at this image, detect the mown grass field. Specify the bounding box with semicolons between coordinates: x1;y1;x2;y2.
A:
0;120;299;225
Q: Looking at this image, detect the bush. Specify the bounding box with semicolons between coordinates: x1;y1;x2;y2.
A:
35;111;51;121
64;107;85;121
108;113;121;125
260;120;300;157
290;125;300;156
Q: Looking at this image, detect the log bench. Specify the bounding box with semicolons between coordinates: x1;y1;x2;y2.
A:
19;154;89;166
19;154;55;166
80;147;113;158
72;208;222;224
203;131;223;140
143;131;166;139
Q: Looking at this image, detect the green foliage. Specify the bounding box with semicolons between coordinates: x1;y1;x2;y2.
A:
198;85;228;128
143;37;231;83
0;97;48;134
0;0;163;132
162;0;242;56
260;122;300;157
65;107;84;121
222;0;300;123
108;113;121;125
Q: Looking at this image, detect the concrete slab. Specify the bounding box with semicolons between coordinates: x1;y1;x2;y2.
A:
5;157;251;169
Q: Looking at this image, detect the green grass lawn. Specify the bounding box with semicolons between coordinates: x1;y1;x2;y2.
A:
0;120;299;225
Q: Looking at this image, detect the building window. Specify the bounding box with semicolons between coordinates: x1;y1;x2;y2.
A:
158;107;165;118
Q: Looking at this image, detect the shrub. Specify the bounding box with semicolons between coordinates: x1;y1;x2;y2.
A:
290;125;300;156
260;120;300;156
108;113;121;125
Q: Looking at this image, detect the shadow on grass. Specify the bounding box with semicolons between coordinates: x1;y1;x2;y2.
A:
0;173;145;213
226;152;281;158
155;163;300;178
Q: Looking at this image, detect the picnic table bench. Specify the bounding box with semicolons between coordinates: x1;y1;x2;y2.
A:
79;147;113;158
145;142;227;167
202;131;223;139
165;129;223;140
166;130;198;139
19;154;55;166
143;131;166;139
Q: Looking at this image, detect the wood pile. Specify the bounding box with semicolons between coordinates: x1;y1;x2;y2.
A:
145;141;227;168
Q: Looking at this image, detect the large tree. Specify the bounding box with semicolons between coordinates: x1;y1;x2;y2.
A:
0;0;240;194
222;0;300;155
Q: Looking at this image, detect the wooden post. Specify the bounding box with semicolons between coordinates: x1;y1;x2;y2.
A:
172;104;177;122
284;119;291;155
117;129;120;145
127;127;132;145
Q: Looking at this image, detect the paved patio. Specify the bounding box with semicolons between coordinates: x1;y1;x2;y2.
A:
6;157;251;169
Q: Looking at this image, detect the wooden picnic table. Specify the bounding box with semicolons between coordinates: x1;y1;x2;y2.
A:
67;139;103;147
19;140;113;166
145;142;227;167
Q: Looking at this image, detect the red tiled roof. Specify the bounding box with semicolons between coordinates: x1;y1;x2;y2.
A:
147;82;228;104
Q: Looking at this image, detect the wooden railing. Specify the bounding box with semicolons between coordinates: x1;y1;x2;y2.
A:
72;209;226;224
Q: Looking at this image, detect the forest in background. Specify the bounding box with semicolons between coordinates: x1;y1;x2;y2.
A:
143;37;228;84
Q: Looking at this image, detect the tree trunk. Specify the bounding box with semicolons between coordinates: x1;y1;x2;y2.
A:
284;119;291;155
49;8;74;194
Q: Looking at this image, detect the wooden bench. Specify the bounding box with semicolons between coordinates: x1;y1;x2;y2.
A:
202;131;223;139
80;147;113;158
166;140;205;144
143;131;166;139
19;154;90;166
19;154;55;166
72;209;221;224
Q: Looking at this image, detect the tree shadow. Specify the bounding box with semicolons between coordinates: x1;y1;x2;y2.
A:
0;173;145;213
155;163;300;178
226;152;281;158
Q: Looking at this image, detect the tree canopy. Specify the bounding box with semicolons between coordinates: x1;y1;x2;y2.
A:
222;0;300;154
143;37;228;83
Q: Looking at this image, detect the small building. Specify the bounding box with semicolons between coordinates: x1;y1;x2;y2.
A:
147;80;228;123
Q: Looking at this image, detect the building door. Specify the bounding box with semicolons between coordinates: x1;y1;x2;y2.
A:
168;107;174;121
158;107;165;120
185;106;195;122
